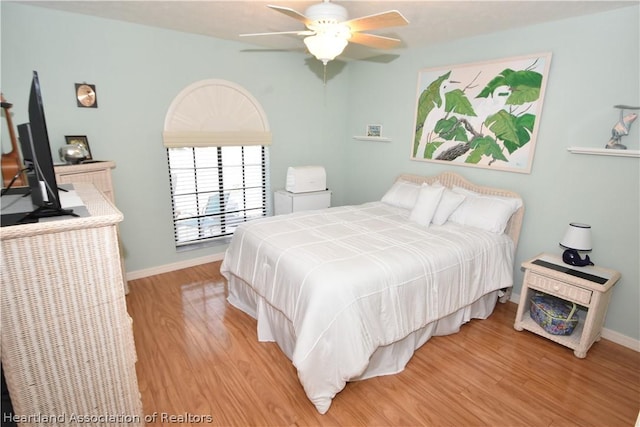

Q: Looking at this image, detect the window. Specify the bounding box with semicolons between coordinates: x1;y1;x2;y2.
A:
162;79;272;249
168;145;270;247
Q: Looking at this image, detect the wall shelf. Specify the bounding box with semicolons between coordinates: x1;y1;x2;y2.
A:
567;147;640;157
353;136;391;142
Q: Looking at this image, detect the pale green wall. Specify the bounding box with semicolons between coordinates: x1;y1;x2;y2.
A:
344;7;640;341
1;2;350;269
2;3;638;341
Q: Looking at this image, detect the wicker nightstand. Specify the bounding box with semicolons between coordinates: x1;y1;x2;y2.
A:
514;253;620;358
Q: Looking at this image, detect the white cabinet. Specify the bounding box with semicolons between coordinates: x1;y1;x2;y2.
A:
274;189;331;215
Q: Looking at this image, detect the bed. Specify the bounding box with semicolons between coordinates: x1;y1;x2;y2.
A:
220;171;524;414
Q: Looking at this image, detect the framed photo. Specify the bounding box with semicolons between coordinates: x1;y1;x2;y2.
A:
65;135;92;160
411;52;552;173
75;83;97;108
366;124;382;137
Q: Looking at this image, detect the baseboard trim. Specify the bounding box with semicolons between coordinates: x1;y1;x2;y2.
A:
126;252;225;281
509;292;639;353
599;328;640;352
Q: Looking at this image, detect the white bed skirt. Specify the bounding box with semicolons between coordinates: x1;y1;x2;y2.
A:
227;273;499;383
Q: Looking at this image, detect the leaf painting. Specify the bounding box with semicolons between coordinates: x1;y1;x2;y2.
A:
411;53;551;173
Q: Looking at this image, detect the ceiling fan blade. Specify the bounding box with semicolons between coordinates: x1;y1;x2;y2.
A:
240;30;314;37
345;10;409;32
349;32;402;50
268;5;311;26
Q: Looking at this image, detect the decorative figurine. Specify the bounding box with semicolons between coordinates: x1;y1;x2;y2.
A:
562;249;594;267
605;104;640;149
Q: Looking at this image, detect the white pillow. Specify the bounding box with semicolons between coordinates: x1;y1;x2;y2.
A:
409;184;445;227
451;185;523;206
432;189;466;226
381;180;421;209
448;186;522;234
450;186;479;197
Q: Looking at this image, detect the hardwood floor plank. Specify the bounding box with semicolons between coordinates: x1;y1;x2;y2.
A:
126;261;640;426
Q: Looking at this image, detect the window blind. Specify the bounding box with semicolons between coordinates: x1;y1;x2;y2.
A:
168;145;270;247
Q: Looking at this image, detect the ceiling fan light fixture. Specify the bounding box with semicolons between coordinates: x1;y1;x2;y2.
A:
304;23;351;65
304;32;348;65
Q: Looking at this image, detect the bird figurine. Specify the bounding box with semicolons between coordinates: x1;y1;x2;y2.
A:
605;105;640;149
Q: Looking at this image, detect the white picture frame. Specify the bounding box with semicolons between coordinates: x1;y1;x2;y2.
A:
366;124;382;137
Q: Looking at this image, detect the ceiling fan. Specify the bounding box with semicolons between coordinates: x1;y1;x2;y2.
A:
240;0;409;65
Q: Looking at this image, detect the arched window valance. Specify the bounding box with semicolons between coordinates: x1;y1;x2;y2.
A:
163;79;271;147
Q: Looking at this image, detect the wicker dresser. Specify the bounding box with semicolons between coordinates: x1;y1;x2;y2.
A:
0;183;143;425
54;161;129;293
54;161;116;203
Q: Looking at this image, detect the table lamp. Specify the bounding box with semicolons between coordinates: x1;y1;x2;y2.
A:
560;222;594;266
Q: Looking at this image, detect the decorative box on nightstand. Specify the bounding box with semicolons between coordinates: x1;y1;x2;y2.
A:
514;253;620;358
274;189;331;215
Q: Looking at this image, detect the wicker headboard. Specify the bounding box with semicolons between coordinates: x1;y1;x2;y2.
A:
396;171;524;248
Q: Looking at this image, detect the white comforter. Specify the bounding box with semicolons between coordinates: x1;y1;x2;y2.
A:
220;202;515;413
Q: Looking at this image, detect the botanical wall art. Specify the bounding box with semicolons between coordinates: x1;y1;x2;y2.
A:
411;53;552;173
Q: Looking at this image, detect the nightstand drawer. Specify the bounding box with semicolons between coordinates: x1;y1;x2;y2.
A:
527;272;592;305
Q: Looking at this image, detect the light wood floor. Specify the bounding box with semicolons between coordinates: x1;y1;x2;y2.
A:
126;261;639;426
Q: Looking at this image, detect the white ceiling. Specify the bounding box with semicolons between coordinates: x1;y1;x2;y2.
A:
20;1;638;61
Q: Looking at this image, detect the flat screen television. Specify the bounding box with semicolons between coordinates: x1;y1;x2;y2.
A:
1;71;75;225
